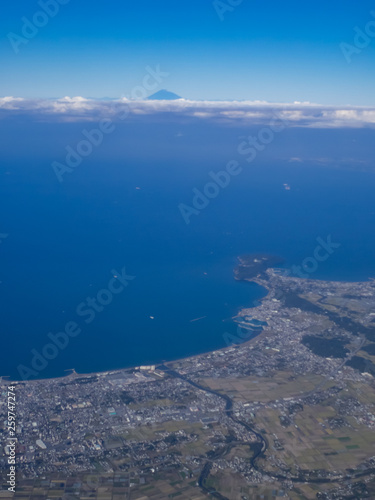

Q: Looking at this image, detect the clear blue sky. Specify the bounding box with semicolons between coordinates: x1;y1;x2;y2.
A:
1;0;375;104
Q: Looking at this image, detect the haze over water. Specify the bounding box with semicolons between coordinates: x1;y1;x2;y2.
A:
1;118;375;380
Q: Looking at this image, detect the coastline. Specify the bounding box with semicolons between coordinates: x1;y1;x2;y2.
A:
1;326;270;385
6;253;372;385
2;255;274;384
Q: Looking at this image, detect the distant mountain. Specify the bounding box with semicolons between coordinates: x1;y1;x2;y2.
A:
147;89;182;100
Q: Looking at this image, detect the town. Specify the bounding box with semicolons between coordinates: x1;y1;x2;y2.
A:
2;262;375;499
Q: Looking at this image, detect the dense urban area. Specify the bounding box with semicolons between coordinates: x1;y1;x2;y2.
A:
2;256;375;499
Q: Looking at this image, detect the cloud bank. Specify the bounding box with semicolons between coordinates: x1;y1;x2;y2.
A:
1;96;375;128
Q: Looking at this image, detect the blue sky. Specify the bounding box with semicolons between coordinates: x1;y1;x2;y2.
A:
1;0;375;104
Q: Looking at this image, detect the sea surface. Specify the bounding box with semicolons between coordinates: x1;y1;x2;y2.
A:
1;118;375;380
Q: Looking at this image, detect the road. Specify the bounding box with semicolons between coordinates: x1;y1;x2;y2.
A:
159;364;268;498
159;362;375;496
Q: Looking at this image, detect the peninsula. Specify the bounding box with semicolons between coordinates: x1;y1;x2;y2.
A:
2;256;375;500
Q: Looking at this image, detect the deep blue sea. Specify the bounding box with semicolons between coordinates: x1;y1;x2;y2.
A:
1;117;375;380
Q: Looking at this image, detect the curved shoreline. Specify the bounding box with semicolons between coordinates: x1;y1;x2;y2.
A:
2;256;272;384
2;315;271;383
5;253;372;384
2;322;270;384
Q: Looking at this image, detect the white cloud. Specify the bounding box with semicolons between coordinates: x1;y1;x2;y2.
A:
0;96;374;128
0;96;25;108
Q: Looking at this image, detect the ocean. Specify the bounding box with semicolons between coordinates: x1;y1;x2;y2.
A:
1;117;375;379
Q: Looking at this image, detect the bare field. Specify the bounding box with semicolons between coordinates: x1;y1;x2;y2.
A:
256;402;375;472
199;371;333;402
